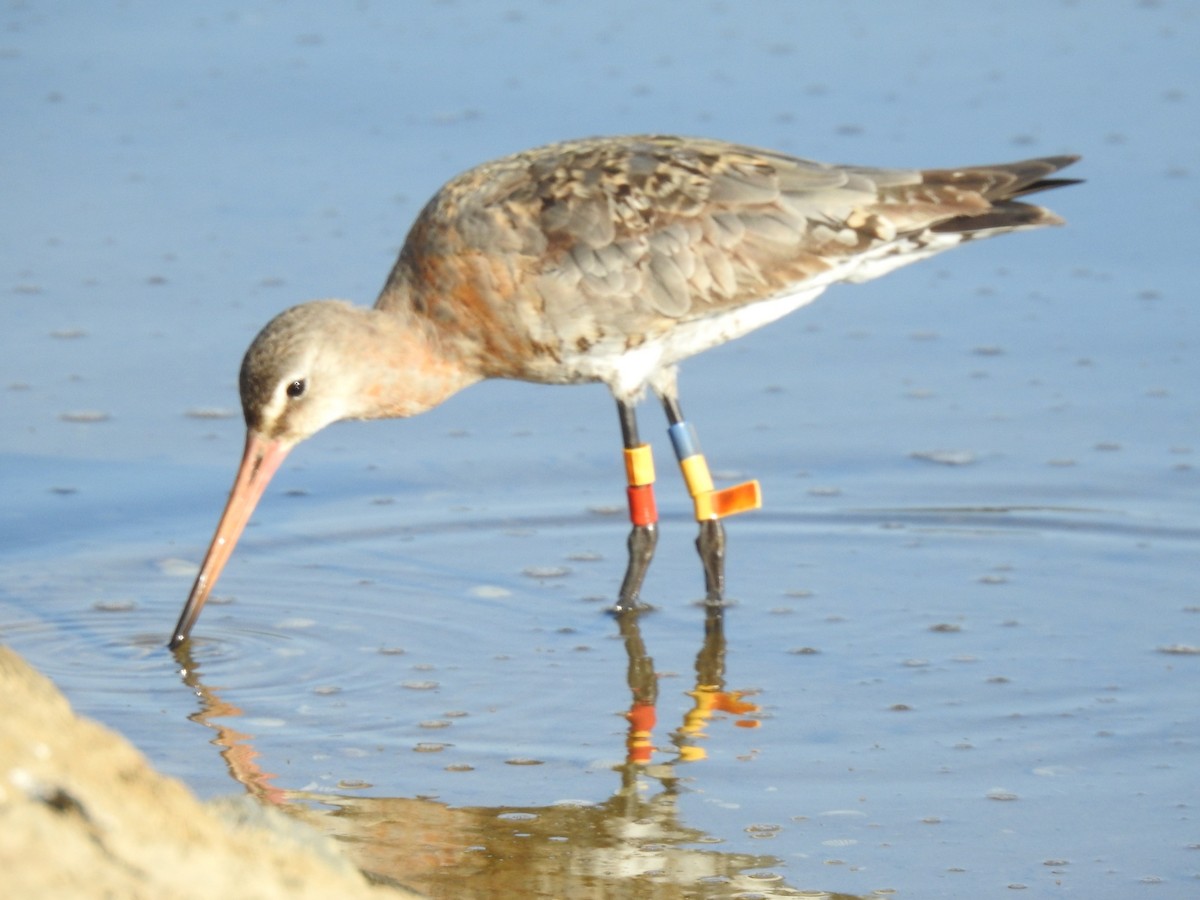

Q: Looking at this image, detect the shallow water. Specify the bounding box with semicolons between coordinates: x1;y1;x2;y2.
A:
3;2;1199;897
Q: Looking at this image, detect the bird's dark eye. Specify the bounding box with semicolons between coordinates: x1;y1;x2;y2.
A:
286;379;306;398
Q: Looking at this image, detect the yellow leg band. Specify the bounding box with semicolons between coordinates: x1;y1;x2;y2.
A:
667;418;764;520
623;444;656;486
679;454;714;497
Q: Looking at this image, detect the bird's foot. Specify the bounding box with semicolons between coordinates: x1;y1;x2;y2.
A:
614;522;658;614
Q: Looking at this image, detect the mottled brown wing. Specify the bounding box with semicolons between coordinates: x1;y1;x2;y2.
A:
377;136;1075;360
473;136;921;327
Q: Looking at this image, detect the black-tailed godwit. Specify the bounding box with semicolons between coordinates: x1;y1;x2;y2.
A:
169;135;1078;648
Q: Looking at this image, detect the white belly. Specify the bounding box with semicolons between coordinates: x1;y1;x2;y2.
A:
563;284;828;400
553;229;971;401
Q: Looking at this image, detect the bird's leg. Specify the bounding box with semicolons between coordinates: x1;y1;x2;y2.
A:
615;607;658;766
696;518;727;602
615;399;659;612
661;396;762;606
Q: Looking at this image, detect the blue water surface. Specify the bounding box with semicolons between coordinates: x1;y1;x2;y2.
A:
3;2;1198;897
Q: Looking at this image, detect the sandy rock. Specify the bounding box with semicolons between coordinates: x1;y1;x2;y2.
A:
0;645;419;899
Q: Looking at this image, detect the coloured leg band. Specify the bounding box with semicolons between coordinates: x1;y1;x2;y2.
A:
624;444;658;527
623;444;656;486
667;421;763;521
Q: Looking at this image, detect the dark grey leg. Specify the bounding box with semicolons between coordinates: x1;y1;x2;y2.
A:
696;518;727;605
661;395;727;606
615;400;658;612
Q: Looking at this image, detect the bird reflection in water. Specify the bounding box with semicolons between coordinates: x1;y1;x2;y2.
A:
616;604;761;769
168;608;870;899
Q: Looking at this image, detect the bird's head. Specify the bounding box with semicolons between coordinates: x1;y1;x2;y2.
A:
238;299;376;445
168;298;477;649
168;300;385;649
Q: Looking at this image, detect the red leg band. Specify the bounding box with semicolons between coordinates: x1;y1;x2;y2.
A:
625;701;657;764
626;484;658;526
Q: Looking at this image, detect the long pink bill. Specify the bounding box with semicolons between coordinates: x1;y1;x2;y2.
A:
168;431;291;649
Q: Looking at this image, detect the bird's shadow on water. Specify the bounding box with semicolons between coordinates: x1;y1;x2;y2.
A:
172;606;871;899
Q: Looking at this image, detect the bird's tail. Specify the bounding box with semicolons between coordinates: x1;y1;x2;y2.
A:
926;155;1082;233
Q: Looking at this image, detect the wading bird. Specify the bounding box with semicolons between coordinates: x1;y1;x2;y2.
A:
169;135;1078;649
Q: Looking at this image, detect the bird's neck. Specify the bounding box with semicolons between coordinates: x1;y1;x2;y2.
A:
349;307;483;420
